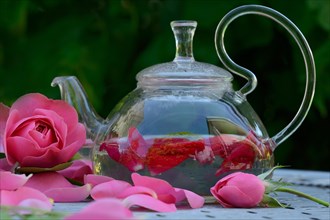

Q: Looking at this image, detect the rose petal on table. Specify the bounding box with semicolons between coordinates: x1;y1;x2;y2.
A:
174;188;205;208
18;198;53;212
133;175;176;203
131;173;176;203
84;174;114;187
45;184;92;202
123;194;177;212
131;173;174;195
0;158;13;171
25;172;91;202
0;171;32;190
64;198;134;220
59;159;93;183
1;186;52;210
91;180;132;200
119;186;158;199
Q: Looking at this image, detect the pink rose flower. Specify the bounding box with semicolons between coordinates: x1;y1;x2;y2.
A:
210;172;265;208
3;93;86;168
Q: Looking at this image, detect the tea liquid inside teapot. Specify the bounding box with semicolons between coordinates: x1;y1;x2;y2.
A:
94;94;274;195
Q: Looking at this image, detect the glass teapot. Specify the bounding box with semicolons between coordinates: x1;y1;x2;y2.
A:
52;5;315;196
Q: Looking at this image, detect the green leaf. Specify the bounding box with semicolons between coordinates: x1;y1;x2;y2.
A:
260;194;287;208
264;179;292;194
0;153;5;159
258;165;288;180
16;162;73;174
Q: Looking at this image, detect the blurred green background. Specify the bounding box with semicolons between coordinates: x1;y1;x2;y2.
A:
0;0;329;170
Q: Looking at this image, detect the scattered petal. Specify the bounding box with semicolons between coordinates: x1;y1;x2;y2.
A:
1;186;52;210
0;171;31;190
59;159;93;183
119;186;158;199
84;174;114;187
18;198;53;212
64;198;134;220
176;188;205;208
24;172;91;202
123;194;177;212
91;180;132;200
0;158;13;171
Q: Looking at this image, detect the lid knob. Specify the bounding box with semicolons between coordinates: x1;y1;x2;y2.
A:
171;20;197;62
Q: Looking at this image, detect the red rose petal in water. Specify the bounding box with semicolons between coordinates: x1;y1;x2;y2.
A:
205;134;240;158
100;127;148;172
145;138;205;175
100;141;145;172
128;127;149;156
215;140;256;176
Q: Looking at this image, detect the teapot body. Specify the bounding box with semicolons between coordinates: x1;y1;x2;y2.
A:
93;83;274;195
53;5;316;196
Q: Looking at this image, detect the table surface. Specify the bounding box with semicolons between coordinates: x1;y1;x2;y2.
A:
54;169;330;220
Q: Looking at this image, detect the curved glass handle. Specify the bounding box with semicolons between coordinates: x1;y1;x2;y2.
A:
215;5;316;146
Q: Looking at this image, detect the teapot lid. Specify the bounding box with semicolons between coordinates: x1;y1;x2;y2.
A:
137;20;232;86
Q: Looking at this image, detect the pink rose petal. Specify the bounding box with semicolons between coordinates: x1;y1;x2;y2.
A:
131;173;175;196
0;171;32;190
131;173;177;203
0;186;52;210
84;174;114;187
0;158;13;171
179;189;205;208
91;180;132;200
124;194;177;212
65;198;134;220
25;172;91;202
59;159;93;183
119;186;158;199
45;183;92;202
19;198;53;212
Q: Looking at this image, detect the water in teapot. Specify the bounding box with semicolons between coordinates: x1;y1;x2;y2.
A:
93;93;274;195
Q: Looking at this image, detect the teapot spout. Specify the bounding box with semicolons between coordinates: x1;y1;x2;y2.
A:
51;76;106;141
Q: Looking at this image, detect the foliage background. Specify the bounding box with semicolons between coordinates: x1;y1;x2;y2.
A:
0;0;329;170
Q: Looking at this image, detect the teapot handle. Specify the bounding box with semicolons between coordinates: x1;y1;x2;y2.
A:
215;5;316;146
